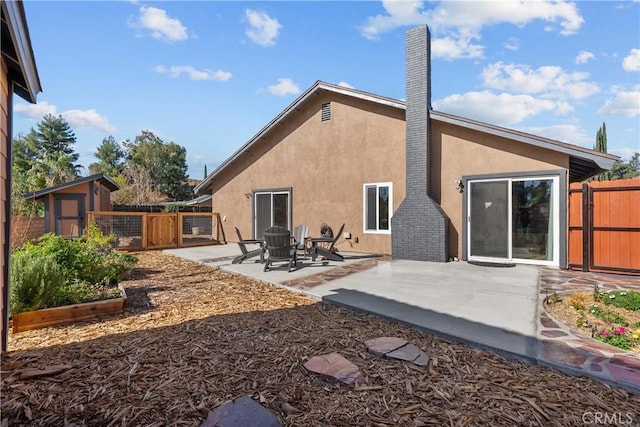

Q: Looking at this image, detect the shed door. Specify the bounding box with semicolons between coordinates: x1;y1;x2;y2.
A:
54;194;85;237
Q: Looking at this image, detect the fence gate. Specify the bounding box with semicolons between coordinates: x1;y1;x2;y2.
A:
146;213;178;249
88;211;224;251
568;179;640;275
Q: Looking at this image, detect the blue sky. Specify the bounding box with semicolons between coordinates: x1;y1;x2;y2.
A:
14;1;640;179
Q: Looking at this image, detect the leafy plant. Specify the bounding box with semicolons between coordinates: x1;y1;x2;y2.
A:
9;223;137;315
568;292;591;310
602;290;640;312
9;252;66;315
593;325;632;350
589;304;629;326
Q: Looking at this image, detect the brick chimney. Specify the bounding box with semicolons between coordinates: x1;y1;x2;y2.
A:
391;25;449;262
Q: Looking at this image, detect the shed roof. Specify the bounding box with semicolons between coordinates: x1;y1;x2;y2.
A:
23;173;120;200
195;81;618;194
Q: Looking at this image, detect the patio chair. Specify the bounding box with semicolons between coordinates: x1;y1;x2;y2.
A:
310;223;345;262
292;224;310;257
263;225;297;272
232;227;264;264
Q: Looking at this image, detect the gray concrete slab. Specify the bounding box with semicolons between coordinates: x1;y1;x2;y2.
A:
311;260;540;359
163;244;378;287
164;245;541;359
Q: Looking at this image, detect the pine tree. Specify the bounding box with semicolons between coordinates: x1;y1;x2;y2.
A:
203;164;208;179
594;121;607;153
88;136;126;177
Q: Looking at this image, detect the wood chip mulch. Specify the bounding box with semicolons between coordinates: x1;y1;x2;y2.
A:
2;251;639;426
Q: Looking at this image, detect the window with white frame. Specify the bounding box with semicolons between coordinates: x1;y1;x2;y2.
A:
363;182;392;233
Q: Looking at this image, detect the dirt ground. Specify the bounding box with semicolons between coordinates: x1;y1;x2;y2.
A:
2;251;639;426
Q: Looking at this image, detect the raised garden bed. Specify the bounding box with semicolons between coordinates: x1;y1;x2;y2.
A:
11;284;127;333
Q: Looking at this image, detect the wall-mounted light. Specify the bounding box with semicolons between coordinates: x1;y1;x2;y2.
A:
244;192;252;199
454;179;464;194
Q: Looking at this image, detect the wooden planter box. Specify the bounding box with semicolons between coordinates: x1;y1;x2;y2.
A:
12;284;127;333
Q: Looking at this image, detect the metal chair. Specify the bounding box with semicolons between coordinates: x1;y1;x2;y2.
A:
310;223;345;262
232;227;264;264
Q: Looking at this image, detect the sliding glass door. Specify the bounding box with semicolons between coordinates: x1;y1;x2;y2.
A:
468;176;559;265
254;190;291;239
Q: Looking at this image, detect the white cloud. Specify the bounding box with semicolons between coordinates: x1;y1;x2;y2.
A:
432;36;484;60
267;78;300;96
481;62;599;100
523;124;591;145
575;50;595;64
359;0;584;59
504;37;519;51
622;48;640;72
14;101;116;134
63;109;116;134
336;81;354;89
433;91;557;125
598;89;640;117
155;65;231;81
14;101;56;119
245;9;282;46
133;6;188;43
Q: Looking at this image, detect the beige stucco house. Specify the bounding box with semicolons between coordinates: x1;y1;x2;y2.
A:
1;0;41;351
194;26;617;270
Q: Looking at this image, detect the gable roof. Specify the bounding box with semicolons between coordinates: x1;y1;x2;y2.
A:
195;81;618;194
23;173;120;200
1;0;42;103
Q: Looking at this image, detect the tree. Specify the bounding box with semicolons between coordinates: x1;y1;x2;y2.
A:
594;122;607;153
88;136;126;177
203;164;208;179
110;166;168;205
608;153;640;180
125;130;190;201
11;115;82;191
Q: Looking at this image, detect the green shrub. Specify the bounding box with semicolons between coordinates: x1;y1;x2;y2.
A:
9;252;66;315
589;304;629;326
602;290;640;312
10;222;137;315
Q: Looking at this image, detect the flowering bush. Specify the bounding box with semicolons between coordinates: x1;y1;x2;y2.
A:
593;324;633;350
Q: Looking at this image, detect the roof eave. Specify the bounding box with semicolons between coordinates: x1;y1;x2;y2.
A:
430;110;619;182
2;0;42;103
23;173;120;199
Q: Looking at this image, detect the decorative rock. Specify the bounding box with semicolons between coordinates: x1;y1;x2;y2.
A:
201;395;283;427
386;343;429;366
365;337;429;367
364;337;408;356
304;352;366;385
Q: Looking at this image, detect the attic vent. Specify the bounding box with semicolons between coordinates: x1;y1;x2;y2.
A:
321;102;331;121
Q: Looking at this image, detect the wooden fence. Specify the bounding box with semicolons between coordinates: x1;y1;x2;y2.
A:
10;216;45;247
88;211;226;251
568;179;640;275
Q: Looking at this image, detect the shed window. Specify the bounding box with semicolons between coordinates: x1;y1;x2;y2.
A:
321;103;331;122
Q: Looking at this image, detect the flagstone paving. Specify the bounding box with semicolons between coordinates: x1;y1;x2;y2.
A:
537;269;640;393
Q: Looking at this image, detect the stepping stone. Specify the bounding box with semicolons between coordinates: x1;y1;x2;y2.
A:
304;352;366;385
365;337;408;357
201;395;283;427
365;337;429;367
